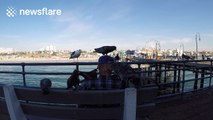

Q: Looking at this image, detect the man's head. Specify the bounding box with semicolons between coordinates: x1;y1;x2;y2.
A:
98;55;114;76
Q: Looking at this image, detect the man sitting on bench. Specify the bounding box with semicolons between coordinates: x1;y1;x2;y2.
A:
81;55;122;90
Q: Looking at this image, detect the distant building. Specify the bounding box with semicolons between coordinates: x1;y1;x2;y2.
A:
40;45;56;52
0;48;14;54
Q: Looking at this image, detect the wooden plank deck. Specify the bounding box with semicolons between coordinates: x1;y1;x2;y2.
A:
151;87;213;120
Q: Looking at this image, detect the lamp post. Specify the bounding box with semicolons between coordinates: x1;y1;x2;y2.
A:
180;43;184;54
155;40;160;60
195;33;201;60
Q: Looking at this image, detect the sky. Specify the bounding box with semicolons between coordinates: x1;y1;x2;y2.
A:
0;0;213;52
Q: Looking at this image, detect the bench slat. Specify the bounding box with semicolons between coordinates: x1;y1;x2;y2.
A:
21;103;123;120
15;87;124;105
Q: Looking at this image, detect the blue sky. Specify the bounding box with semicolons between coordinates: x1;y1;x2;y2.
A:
0;0;213;51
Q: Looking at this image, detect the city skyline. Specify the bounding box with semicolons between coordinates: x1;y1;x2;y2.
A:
0;0;213;51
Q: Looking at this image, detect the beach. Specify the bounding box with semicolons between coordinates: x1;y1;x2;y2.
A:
0;57;99;63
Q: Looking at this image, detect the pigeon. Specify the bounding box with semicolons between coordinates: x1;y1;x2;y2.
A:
70;49;81;62
94;46;116;55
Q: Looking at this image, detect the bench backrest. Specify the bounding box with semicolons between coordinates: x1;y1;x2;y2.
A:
2;84;158;120
14;87;125;120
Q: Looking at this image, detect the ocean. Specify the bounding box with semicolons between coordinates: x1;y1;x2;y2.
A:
0;65;97;88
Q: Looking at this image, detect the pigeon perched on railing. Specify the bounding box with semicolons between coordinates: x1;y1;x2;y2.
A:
94;46;116;55
70;49;81;62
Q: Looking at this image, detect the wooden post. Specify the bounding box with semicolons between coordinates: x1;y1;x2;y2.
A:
164;64;167;83
3;85;27;120
181;63;186;93
138;64;143;86
155;64;161;83
209;61;213;87
177;65;181;92
200;69;205;88
148;67;151;77
173;65;177;93
123;88;136;120
143;68;147;84
159;64;162;83
194;69;198;90
21;63;26;87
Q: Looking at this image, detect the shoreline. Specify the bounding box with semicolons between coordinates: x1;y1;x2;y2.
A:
0;57;99;63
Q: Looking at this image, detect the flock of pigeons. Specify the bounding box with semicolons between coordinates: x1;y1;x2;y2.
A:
69;46;116;61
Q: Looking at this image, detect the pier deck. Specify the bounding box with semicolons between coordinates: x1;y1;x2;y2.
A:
151;87;213;120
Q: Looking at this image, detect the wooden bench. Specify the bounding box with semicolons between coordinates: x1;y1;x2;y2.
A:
2;84;157;120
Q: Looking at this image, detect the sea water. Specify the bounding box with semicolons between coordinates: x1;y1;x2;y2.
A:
0;65;97;88
165;70;213;92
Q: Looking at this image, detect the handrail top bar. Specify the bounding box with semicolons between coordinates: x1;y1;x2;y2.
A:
0;62;98;66
0;59;212;66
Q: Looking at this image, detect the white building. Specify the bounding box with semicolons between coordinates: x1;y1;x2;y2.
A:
0;48;14;54
40;45;56;51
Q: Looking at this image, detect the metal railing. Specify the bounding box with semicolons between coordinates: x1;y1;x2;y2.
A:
0;59;212;98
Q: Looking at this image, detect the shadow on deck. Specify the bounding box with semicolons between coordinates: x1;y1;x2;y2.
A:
151;87;213;120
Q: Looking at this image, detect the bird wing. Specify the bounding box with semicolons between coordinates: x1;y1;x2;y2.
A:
95;46;116;55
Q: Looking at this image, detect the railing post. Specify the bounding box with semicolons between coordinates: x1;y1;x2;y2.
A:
177;65;181;92
76;63;79;71
194;68;198;90
155;64;161;83
173;65;177;93
148;67;152;77
137;63;143;86
200;69;205;88
209;60;212;87
21;62;26;87
164;64;167;83
182;62;186;93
